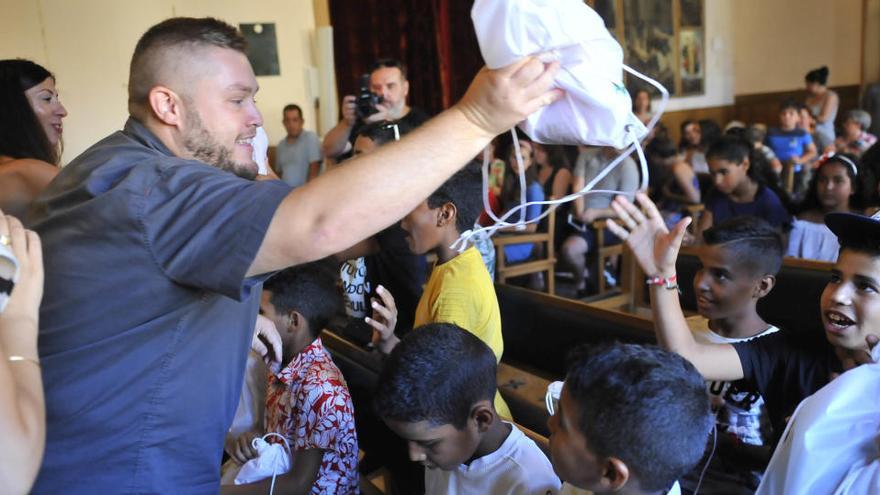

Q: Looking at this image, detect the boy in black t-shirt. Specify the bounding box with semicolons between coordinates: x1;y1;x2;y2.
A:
606;192;879;444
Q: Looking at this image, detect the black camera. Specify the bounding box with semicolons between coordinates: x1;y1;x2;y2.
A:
355;73;383;120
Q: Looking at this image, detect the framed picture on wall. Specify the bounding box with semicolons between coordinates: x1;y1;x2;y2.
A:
622;0;675;95
239;23;280;76
680;29;704;94
585;0;705;97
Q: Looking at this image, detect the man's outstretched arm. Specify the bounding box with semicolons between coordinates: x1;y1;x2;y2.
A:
248;58;562;276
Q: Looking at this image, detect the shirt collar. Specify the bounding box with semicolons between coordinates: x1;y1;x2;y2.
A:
275;337;325;385
123;117;176;157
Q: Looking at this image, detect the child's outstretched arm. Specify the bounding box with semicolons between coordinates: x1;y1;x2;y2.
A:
607;193;745;382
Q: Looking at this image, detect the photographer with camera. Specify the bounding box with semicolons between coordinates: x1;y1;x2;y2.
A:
322;58;429;160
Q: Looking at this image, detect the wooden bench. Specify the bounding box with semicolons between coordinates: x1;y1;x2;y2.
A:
496;283;657;378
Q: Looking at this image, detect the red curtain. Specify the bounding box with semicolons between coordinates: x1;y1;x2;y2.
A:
328;0;484;116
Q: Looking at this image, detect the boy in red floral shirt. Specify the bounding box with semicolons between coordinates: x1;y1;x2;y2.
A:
224;262;358;494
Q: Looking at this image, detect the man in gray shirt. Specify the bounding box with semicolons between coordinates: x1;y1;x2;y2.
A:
276;104;322;187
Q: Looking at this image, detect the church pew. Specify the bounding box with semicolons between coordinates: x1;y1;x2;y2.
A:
496;283;657;378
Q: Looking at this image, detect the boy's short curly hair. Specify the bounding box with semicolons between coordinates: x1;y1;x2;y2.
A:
374;323;497;429
427;160;484;234
565;344;713;493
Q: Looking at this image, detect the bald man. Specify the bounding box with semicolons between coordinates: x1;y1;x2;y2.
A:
28;17;561;494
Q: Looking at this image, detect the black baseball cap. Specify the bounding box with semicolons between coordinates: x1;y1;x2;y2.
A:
826;211;880;246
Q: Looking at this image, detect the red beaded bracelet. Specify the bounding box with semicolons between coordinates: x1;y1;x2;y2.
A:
646;274;678;290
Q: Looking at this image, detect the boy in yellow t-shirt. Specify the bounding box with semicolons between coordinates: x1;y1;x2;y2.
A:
369;160;511;419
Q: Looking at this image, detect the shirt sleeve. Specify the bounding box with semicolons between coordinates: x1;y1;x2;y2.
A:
573;153;586;178
525;183;544;221
430;286;479;336
141;162;292;300
802;131;814;147
760;188;791;227
618;157;641;193
308;132;322;162
733;331;784;393
296;381;354;452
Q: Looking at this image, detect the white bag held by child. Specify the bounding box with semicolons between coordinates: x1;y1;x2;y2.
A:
756;346;880;494
472;0;650;149
232;433;292;494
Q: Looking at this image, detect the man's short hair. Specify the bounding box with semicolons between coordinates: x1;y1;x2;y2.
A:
369;58;408;80
374;323;497;429
427;160;484;234
128;17;247;118
703;216;784;277
283;104;303;119
565;344;712;493
263;260;342;338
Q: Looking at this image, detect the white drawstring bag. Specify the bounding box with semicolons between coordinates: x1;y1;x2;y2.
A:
756;345;880;494
454;0;669;249
472;0;648;149
229;433;292;495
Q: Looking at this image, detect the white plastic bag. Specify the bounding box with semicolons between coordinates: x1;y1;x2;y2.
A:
756;346;880;494
234;435;292;488
454;0;668;250
472;0;648;149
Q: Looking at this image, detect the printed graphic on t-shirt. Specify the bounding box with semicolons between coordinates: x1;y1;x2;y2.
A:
340;257;370;318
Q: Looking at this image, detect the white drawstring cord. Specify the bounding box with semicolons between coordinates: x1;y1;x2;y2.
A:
253;432;291;495
458;62;670;252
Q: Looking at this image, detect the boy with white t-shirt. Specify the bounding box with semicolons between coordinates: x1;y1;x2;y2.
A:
547;344;713;495
374;323;560;495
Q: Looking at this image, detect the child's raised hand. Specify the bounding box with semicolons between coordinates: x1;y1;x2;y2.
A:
606;192;691;278
366;285;398;346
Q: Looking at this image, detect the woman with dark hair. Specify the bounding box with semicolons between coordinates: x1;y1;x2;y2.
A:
498;139;545;265
787;153;870;261
0;59;67;218
533;143;572;201
679;119;709;174
633;88;652;126
805;66;839;150
696;135;791;237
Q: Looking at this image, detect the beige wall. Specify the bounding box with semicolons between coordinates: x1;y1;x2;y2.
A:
1;0;319;163
732;0;862;95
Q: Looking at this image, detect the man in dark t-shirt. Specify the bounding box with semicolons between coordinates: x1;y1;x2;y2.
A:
322;58;430;161
606;193;880;444
27;17;562;494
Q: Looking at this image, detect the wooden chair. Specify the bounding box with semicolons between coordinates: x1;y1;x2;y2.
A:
590;219;624;296
493;207;557;295
781;159;796;195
